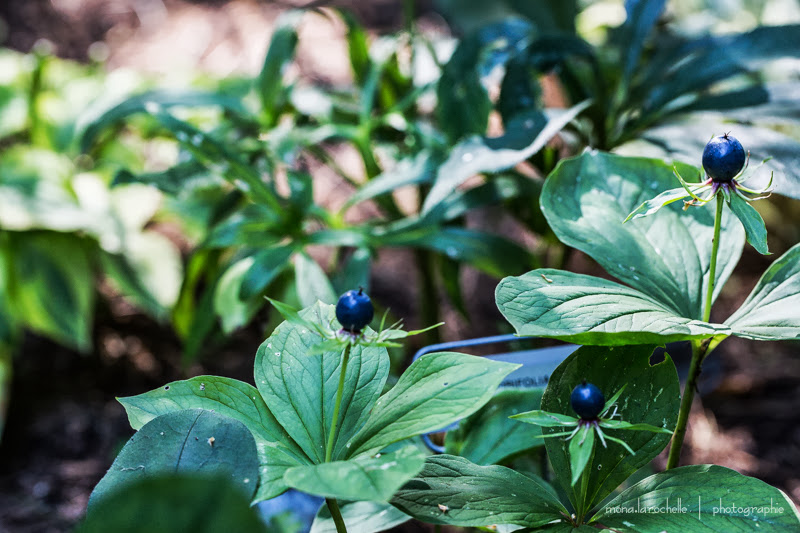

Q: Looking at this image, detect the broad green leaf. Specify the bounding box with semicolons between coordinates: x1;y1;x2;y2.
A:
445;388;544;465
569;425;595;486
255;302;390;463
422;101;590;214
214;256;261;333
78;90;249;152
727;192;770;255
592;465;800;531
258;11;301;125
496;269;730;345
240;245;293;299
391;454;565;527
284;446;425;502
117;376;309;501
347;352;519;457
89;410;259;509
80;474;267;533
725;243;800;340
541;152;745;319
7;232;94;352
541;345;679;515
294;253;336;307
311;501;409;533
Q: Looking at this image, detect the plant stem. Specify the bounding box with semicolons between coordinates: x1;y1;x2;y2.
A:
667;195;724;469
326;498;348;533
666;340;703;469
325;343;352;463
703;194;724;323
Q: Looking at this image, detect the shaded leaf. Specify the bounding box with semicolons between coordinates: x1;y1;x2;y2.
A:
347;352;519;457
89;410;259;509
592;465;800;531
284;446;426;502
725;243;800;341
496;269;729;345
391;454;565;527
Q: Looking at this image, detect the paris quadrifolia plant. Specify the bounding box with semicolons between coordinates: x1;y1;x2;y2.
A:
83;289;520;533
512;380;672;486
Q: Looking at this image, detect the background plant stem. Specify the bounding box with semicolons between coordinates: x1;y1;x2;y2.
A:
325;343;352;463
326;498;348;533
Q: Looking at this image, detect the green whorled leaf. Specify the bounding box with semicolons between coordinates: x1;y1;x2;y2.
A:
599;420;673;433
445;388;545;465
422;101;590;215
7;232;94;352
311;501;409;533
214;256;262;333
240;245;294;300
727;192;770;255
347;352;519;458
624;187;691;222
591;465;800;531
88;410;259;509
391;454;566;527
117;376;309;501
294;253;336;307
568;424;595;486
258;11;301;124
512;410;578;427
79;475;268;533
725;243;800;340
255;302;390;463
496;269;730;345
541;151;745;319
284;446;426;502
78;89;249;152
541;345;680;515
346;150;435;207
380;226;534;278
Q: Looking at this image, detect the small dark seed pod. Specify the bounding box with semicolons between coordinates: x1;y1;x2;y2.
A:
702;134;746;183
570;380;605;420
335;288;374;333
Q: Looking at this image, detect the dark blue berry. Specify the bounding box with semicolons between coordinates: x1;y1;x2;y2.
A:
335;289;374;333
702;134;746;183
570;381;605;420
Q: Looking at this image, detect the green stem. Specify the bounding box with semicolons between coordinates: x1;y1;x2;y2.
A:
326;498;348;533
703;194;724;323
666;340;703;469
325;343;352;463
667;196;724;469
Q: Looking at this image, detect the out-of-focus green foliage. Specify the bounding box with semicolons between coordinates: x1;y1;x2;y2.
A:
0;46;185;437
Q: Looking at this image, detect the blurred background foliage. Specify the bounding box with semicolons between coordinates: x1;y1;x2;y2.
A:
2;0;800;529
